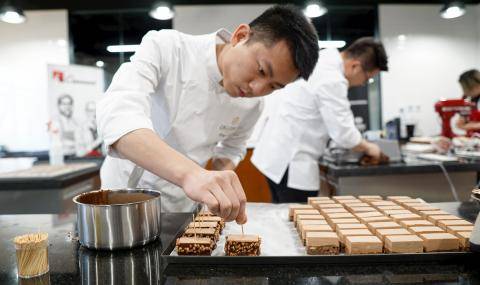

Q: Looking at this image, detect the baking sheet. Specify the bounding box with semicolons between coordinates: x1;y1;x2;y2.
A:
171;203;305;256
168;203;474;264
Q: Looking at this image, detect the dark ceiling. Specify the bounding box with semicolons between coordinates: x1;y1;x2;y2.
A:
11;0;480;12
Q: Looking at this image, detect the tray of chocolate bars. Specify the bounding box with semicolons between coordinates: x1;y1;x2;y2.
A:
166;195;476;265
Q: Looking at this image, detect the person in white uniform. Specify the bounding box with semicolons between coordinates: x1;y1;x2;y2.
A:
251;37;389;203
96;5;319;223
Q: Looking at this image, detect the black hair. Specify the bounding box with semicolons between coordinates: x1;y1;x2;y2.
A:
459;69;480;92
248;5;319;80
344;37;389;72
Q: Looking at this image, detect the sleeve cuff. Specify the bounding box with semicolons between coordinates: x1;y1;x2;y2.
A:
212;144;246;167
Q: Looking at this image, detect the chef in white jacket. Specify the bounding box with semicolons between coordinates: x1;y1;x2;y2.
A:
96;5;319;223
251;37;389;203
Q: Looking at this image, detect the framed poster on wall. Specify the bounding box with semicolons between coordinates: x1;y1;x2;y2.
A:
47;64;104;156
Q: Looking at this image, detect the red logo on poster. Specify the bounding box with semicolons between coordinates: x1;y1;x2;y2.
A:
52;70;64;82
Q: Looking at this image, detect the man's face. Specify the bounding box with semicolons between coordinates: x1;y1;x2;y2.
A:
464;84;480;98
220;24;299;98
58;96;73;118
344;59;379;87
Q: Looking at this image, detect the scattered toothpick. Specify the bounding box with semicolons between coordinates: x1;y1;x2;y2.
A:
241;224;244;236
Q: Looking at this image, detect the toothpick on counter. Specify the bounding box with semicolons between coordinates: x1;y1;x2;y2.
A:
241;224;244;235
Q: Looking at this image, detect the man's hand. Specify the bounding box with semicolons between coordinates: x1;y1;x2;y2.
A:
432;136;452;154
353;139;389;165
363;141;382;160
353;139;381;160
181;168;247;224
113;129;248;224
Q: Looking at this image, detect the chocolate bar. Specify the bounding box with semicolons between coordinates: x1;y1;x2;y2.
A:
224;234;261;256
419;233;459;252
176;237;214;255
188;221;220;236
345;235;383;254
384;235;424;253
305;232;339;255
183;228;219;242
195;216;225;231
301;224;333;244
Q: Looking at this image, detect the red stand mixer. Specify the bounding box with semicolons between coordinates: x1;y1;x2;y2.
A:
434;99;478;138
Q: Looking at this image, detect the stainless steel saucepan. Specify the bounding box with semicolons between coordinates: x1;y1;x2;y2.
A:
73;189;161;250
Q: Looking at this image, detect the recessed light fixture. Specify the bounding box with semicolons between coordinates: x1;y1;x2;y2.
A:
318;40;346;49
56;39;67;47
304;1;328;18
106;45;139;53
440;1;466;19
397;34;407;41
96;61;105;68
0;4;26;24
149;2;174;20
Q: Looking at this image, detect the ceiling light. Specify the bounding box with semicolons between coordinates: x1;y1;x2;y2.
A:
56;39;67;47
96;61;105;68
318;40;346;49
397;34;407;41
440;1;466;19
106;44;139;53
149;2;174;20
304;1;327;18
0;4;26;24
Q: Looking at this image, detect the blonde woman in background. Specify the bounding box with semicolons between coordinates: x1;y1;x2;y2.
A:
456;69;480;132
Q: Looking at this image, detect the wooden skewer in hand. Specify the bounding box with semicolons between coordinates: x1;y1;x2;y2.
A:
192;213;196;240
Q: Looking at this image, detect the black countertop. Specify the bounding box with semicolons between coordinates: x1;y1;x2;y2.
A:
319;157;480;178
0;159;102;190
0;202;479;285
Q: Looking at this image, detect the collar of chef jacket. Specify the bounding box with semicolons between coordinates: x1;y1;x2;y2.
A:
206;29;232;96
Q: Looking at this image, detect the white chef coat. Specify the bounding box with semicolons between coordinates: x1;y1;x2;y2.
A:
97;29;263;212
251;48;362;191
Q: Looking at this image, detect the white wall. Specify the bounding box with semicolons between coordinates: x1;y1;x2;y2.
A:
379;4;480;136
173;4;271;35
477;5;480;65
0;10;69;151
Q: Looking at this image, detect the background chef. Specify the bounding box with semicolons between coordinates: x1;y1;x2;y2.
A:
252;37;389;203
456;69;480;133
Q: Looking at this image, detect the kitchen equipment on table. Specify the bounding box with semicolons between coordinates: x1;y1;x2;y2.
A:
435;99;475;138
73;189;161;250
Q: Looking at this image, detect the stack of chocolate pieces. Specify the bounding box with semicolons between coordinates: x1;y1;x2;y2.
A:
175;210;225;256
290;195;473;255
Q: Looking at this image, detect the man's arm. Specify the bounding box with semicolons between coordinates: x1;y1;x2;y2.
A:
97;31;246;223
312;81;382;160
113;129;247;223
457;116;480;131
352;139;381;159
